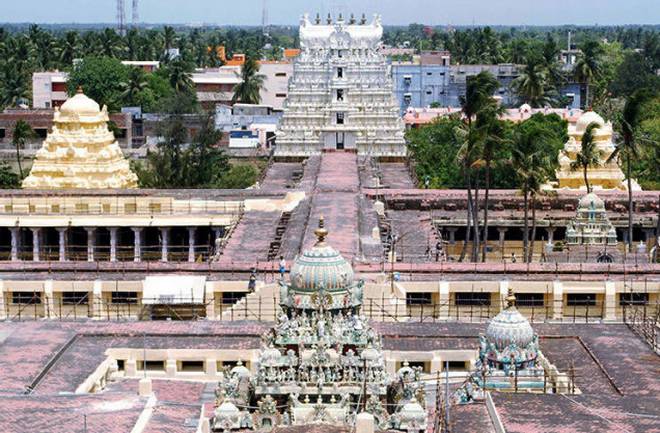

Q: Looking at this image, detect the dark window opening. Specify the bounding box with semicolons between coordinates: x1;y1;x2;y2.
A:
275;93;287;98
407;361;428;373
447;361;468;371
12;292;41;305
62;291;89;305
116;359;125;371
138;360;165;371
515;293;544;307
337;67;344;78
619;293;649;306
336;112;345;125
180;360;205;372
0;129;5;141
275;72;287;77
337;89;344;101
455;292;491;306
567;293;596;306
406;292;432;305
111;292;139;304
34;128;48;138
222;292;245;304
337;50;343;58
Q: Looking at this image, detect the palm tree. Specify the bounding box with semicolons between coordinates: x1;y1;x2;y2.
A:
574;40;603;109
458;71;499;262
510;123;555;262
120;67;148;105
232;57;265;104
0;63;31;108
608;90;654;252
570;122;603;193
99;28;124;58
12;120;35;179
513;59;552;107
58;31;80;66
166;58;194;94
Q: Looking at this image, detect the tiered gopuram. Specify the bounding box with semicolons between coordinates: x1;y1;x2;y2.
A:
22;88;138;189
275;13;407;157
212;218;426;432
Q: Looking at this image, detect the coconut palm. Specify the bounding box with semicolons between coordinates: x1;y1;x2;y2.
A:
120;67;148;105
58;31;80;66
510;122;555;262
571;122;603;193
458;71;499;262
232;57;265;105
608;89;654;252
513;59;552;108
0;63;31;108
12;120;35;179
166;58;194;94
574;40;603;109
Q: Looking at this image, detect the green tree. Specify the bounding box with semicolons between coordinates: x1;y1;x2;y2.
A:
232;57;265;104
58;31;80;66
11;120;35;179
573;40;603;109
216;164;259;189
164;58;194;94
120;67;148;106
510;120;558;262
608;89;655;252
513;58;552;107
67;56;130;111
0;162;20;189
459;71;499;262
570;122;603;193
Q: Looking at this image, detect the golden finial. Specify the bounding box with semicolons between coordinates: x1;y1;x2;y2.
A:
506;287;516;309
76;86;84;94
314;216;328;245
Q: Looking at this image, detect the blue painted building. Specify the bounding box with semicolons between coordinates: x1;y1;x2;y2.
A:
391;55;581;114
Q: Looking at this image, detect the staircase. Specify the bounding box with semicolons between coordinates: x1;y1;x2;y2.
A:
267;211;292;261
220;284;280;321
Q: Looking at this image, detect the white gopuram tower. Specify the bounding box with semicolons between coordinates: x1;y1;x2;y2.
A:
275;13;407;157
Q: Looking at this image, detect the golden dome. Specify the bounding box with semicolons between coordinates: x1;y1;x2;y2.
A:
59;88;101;117
576;111;605;133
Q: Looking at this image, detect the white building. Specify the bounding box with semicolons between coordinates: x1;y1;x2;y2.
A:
32;72;68;109
259;61;293;110
275;13;407;157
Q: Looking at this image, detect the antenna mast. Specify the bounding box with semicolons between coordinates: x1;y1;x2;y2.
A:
132;0;140;26
116;0;126;35
262;0;269;36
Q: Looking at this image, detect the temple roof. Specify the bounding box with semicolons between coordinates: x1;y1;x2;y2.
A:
485;289;535;351
289;217;354;293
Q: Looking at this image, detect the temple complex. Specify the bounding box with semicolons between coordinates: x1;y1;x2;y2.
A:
275;14;407;157
549;110;640;191
22;88;138;189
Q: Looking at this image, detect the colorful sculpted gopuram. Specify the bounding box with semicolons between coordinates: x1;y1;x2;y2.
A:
212;218;427;431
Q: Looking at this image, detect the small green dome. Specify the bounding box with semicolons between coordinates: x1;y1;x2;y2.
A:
289;217;354;293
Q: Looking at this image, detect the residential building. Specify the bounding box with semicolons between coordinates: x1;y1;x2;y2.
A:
258;61;293;110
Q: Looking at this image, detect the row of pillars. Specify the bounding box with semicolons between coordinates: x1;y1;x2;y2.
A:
442;226;655;245
8;226;222;263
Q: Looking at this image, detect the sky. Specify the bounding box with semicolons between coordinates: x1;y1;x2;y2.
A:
2;0;659;26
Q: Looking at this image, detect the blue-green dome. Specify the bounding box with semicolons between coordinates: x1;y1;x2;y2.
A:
289;218;354;293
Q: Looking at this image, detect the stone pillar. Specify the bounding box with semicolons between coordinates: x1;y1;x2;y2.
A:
604;280;616;321
205;358;217;376
132;227;143;262
10;228;20;261
92;280;103;319
44;280;55;319
552;280;563;320
109;227;118;262
188;227;196;263
498;280;509;311
160;228;169;262
205;282;215;319
86;228;96;262
166;359;177;377
498;227;507;247
56;228;67;262
125;359;137;376
0;280;6;320
622;229;630;245
438;281;450;319
31;228;41;262
545;227;555;244
447;228;457;245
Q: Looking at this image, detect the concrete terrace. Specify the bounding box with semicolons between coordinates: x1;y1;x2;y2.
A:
0;321;657;432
